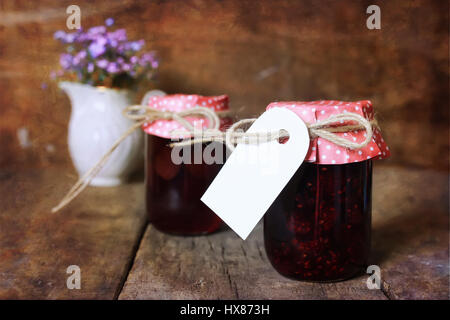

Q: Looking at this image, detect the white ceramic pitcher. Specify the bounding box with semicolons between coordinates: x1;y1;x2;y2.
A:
59;81;164;186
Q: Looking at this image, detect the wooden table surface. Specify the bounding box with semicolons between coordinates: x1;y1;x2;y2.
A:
0;164;448;300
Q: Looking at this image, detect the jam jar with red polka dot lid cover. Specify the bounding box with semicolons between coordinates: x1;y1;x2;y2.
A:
263;100;390;282
143;94;233;235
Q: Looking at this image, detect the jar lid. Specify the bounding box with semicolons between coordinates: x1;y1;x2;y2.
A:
142;94;229;138
266;100;390;164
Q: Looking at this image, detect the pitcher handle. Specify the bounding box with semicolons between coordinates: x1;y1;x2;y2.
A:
141;89;166;105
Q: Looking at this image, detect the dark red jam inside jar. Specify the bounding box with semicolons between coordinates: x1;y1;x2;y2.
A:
264;160;372;282
145;117;233;235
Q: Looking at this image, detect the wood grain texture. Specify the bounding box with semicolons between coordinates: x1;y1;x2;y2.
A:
0;0;448;170
0;168;147;299
119;166;449;299
119;165;448;300
371;166;449;299
118;224;387;300
0;164;447;299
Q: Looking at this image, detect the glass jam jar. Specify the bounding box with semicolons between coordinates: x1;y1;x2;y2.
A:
143;94;232;235
264;100;389;282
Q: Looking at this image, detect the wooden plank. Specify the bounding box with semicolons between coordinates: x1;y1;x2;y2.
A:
120;222;388;300
119;164;448;299
0;168;147;299
0;164;446;299
371;165;449;299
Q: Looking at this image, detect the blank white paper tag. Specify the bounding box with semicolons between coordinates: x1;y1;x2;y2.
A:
201;107;310;240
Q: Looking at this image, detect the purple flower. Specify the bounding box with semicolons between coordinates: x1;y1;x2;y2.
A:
88;26;106;35
88;37;107;58
108;39;118;48
54;30;66;40
54;30;77;44
73;50;87;65
141;53;151;61
78;50;87;59
75;32;90;43
140;52;159;69
105;18;114;27
130;40;144;51
130;56;138;64
96;59;109;69
115;45;125;54
59;53;73;70
108;29;127;42
106;62;119;73
64;33;77;43
53;19;159;86
121;63;131;72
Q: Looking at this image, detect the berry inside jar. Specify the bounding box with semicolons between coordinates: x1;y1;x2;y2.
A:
143;94;233;236
146;135;230;235
264;161;372;282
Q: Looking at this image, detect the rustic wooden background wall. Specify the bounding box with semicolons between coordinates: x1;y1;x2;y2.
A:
0;0;448;170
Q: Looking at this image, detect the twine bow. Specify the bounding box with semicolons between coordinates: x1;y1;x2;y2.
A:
124;105;223;132
51;105;224;213
172;112;379;151
52;105;378;213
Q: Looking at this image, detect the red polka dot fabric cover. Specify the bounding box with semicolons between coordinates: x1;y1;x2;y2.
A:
266;100;390;164
142;94;229;138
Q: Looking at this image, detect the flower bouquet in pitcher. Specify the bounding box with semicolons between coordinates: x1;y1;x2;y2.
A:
53;18;159;186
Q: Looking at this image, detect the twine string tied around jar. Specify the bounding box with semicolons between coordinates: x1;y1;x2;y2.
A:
52;105;379;213
51;105;224;213
172;112;379;151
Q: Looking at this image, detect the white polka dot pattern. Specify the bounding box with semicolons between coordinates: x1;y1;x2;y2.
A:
142;94;229;138
266;100;390;164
